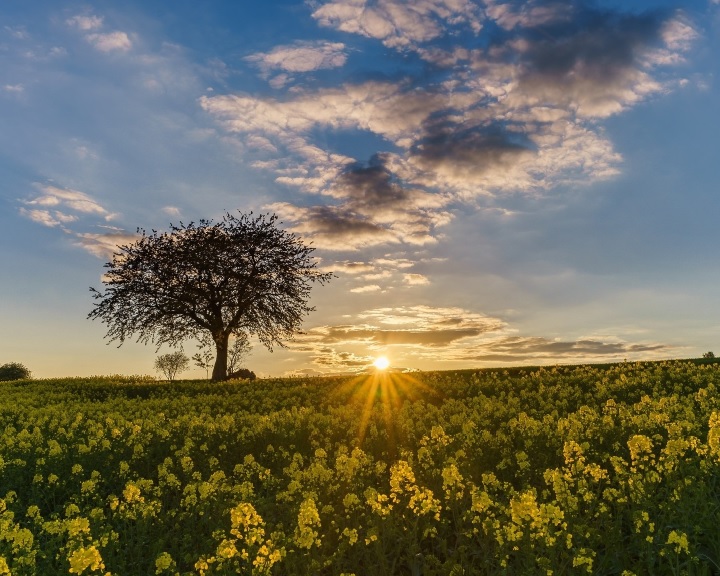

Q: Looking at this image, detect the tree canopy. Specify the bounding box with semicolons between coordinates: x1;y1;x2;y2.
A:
88;212;331;380
0;362;31;381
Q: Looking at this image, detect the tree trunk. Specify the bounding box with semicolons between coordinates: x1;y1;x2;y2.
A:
211;331;229;382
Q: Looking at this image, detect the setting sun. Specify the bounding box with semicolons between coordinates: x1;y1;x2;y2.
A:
373;356;390;370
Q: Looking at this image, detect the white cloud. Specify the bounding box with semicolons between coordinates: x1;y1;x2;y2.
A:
245;41;347;75
18;208;73;228
4;26;29;40
350;284;382;293
67;13;132;53
403;273;430;285
66;15;104;31
2;84;24;94
312;0;481;49
86;31;132;52
24;184;110;217
74;232;138;259
162;206;181;217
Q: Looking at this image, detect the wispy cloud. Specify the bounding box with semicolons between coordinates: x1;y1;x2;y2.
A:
67;13;132;52
66;15;104;31
19;184;135;258
86;31;132;53
74;232;139;259
18;208;77;228
23;184;112;218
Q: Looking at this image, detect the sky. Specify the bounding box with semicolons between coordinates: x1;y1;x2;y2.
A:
1;0;719;379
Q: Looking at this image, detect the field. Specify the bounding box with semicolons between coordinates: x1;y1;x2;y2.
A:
2;360;720;575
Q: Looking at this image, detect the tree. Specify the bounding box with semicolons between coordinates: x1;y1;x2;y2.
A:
228;333;251;374
0;362;31;381
192;338;214;379
154;351;189;382
193;332;250;379
703;351;715;359
88;212;331;381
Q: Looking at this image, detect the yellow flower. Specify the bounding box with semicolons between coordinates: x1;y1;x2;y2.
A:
295;498;321;549
342;527;359;545
216;539;238;559
123;483;143;504
67;517;91;537
68;546;105;574
666;530;690;554
155;552;174;573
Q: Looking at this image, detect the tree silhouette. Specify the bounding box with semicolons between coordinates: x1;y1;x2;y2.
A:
154;351;189;383
88;212;331;380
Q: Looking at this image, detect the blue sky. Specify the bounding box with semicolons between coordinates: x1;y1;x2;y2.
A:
1;0;719;378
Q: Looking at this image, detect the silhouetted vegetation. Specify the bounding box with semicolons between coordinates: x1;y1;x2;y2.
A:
0;362;31;381
88;212;331;381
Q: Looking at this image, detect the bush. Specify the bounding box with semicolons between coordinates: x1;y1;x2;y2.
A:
227;368;256;381
0;362;32;381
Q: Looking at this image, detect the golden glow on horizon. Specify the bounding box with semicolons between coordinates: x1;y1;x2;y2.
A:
373;356;390;370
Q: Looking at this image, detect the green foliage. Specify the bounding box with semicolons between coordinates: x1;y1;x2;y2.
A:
0;362;31;381
703;351;715;359
154;351;189;382
1;360;720;574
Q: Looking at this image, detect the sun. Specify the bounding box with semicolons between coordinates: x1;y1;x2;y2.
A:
373;356;390;370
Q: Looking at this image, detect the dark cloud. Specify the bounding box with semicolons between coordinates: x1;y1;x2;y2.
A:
462;336;672;362
321;325;487;347
410;124;536;181
267;201;397;249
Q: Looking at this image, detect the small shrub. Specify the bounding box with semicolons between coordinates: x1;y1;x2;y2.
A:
0;362;32;381
154;351;189;382
227;368;256;381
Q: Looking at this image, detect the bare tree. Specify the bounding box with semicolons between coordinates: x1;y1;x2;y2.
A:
228;333;251;374
192;338;214;379
154;351;189;382
89;212;331;380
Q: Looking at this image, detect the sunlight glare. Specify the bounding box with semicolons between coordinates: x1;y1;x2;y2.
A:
373;356;390;370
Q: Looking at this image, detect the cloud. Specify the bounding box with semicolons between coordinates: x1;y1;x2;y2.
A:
458;336;673;363
321;260;377;274
311;0;482;49
287;305;674;373
245;41;347;79
202;2;697;253
66;15;104;31
74;232;139;259
267;202;399;250
18;208;77;228
20;185;130;258
350;284;382;293
23;184;111;217
162;206;181;217
484;0;572;30
403;273;429;285
2;84;24;94
86;31;132;52
67;13;132;52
